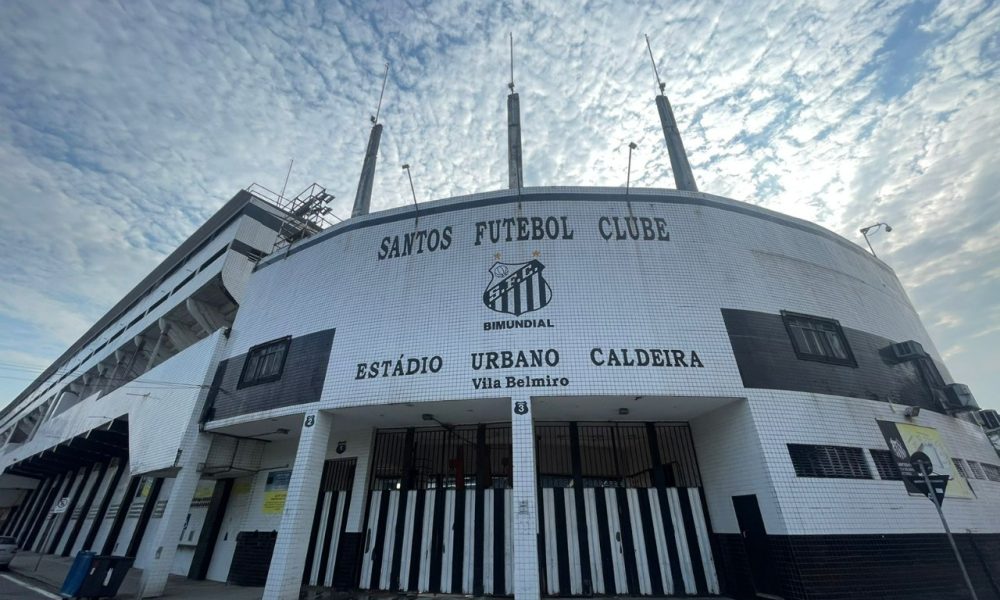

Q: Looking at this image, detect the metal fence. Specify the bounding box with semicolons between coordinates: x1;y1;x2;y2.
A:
536;422;701;488
369;424;512;491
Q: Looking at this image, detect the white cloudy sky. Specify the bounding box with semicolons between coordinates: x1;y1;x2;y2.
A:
0;0;997;410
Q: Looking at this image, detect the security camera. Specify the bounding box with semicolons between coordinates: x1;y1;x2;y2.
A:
904;405;920;418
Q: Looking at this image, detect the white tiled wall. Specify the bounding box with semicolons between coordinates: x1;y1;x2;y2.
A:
207;188;997;548
749;390;1000;535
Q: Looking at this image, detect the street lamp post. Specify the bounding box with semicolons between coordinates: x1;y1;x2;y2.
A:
402;164;418;224
626;142;637;195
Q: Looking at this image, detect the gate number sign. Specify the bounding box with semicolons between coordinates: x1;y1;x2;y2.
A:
52;497;70;514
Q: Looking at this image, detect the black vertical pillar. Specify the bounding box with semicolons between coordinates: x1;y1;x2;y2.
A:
472;425;488;595
62;461;109;556
388;428;415;590
189;478;233;580
49;466;89;554
101;475;140;556
535;425;548;595
13;478;50;541
3;482;38;536
1;502;21;535
22;472;65;549
569;423;593;595
125;477;163;558
82;459;126;552
646;422;685;589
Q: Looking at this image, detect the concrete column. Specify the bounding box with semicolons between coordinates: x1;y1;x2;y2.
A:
144;330;167;373
136;434;213;598
511;395;541;600
263;410;332;599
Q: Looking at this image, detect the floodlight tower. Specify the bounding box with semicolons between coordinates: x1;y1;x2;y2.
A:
352;63;390;218
645;35;698;192
507;33;524;190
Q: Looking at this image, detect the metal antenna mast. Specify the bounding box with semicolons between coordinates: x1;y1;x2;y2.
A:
373;62;390;124
645;34;665;95
645;34;698;192
278;158;294;202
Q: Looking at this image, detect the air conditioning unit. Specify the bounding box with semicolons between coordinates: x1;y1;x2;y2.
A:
888;340;926;362
942;383;978;413
975;409;1000;431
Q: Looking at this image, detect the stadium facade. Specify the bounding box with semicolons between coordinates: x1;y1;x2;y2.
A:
2;51;999;600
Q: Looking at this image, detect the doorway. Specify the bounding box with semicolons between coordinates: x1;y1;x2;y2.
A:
732;495;782;598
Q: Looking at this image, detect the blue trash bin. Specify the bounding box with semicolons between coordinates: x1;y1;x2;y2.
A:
59;551;95;598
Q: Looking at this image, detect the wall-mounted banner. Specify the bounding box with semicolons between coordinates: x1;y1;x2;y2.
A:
262;470;292;514
190;481;216;508
877;420;973;498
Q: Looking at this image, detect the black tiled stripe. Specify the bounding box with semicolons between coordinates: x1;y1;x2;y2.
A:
636;490;665;595
677;488;708;594
552;490;571;593
427;489;446;593
367;492;391;589
406;490;427;591
592;489;616;594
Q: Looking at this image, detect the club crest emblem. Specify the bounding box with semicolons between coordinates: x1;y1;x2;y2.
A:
483;260;552;316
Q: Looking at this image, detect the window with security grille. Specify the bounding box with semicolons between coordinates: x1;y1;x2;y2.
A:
952;458;969;479
870;449;903;480
788;444;872;479
982;463;1000;483
968;461;986;479
781;311;856;367
238;336;290;388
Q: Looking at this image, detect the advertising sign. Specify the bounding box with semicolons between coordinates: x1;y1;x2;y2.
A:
877;420;972;498
262;470;291;514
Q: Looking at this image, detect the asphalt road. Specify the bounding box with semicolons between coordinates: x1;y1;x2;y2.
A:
0;572;58;599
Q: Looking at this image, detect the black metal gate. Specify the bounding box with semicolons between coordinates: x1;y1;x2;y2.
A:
359;424;513;595
536;422;719;596
302;458;356;587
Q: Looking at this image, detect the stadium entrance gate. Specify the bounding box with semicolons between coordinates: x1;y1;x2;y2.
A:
302;458;356;588
536;422;719;596
359;424;513;595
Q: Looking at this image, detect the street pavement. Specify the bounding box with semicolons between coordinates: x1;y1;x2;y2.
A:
0;572;59;599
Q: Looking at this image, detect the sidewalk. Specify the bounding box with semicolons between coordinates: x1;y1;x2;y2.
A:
7;552;265;599
7;552;732;599
4;552;434;599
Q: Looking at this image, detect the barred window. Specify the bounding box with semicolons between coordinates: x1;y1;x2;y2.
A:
968;461;986;479
788;444;872;479
870;449;903;480
982;463;1000;483
952;458;968;479
781;311;856;367
239;337;290;388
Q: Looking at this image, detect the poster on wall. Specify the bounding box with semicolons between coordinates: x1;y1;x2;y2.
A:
190;481;216;508
877;420;973;498
262;470;291;514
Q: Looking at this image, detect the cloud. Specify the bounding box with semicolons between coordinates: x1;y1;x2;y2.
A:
0;0;997;409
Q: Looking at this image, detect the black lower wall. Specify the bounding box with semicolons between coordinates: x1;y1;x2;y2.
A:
717;532;1000;600
228;530;277;587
